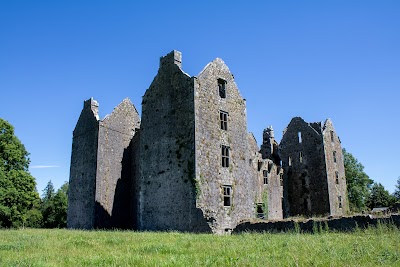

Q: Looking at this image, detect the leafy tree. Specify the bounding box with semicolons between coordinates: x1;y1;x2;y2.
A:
41;181;68;228
343;149;373;212
0;118;40;227
366;182;393;209
393;177;400;202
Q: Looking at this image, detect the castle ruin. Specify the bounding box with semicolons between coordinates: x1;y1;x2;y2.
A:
67;50;347;233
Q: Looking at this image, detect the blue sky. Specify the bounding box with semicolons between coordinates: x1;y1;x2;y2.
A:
1;1;399;194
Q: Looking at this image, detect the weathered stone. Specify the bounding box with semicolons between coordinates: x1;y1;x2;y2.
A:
279;117;347;217
68;51;347;233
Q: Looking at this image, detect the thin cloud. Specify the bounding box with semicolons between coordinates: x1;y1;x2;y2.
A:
30;165;60;169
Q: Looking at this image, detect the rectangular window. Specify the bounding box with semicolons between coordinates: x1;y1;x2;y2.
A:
218;78;226;98
333;151;337;163
338;196;342;208
298;132;302;143
220;111;228;130
223;185;232;206
258;161;262;171
335;171;339;184
279;173;283;186
299;152;303;163
256;203;264;218
288;156;292;166
221;145;230;167
331;131;334;142
263;170;268;185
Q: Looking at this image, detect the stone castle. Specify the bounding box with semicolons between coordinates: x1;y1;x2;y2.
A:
67;50;347;234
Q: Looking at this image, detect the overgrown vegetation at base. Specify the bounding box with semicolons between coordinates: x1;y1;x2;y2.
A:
0;225;399;266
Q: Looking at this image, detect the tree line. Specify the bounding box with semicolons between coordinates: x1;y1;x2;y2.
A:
0;118;399;228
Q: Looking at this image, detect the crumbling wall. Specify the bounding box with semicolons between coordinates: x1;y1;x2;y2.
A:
95;99;140;228
67;99;99;229
195;58;253;233
139;51;209;232
250;134;284;221
280;117;330;217
322;119;348;216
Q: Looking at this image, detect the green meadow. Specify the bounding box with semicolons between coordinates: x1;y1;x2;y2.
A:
0;224;399;267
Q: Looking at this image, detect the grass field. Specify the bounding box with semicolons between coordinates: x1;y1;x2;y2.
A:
0;224;399;266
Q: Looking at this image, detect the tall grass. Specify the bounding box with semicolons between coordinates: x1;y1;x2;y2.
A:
0;223;399;266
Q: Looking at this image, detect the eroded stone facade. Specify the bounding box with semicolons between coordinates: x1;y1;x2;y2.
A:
280;117;347;217
68;50;347;233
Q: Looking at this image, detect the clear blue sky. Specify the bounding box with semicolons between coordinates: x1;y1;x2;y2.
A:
1;1;399;194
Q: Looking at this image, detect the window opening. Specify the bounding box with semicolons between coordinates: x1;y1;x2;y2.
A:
288;156;292;166
256;203;264;219
298;132;302;143
335;171;339;184
333;151;337;163
218;78;226;98
258;161;263;171
299;152;303;163
223;185;232;207
279;173;283;186
220;111;228;130
331;131;334;142
263;170;268;185
338;196;342;208
222;145;230;167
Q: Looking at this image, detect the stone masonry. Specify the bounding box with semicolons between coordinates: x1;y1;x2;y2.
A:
279;117;347;217
68;50;348;233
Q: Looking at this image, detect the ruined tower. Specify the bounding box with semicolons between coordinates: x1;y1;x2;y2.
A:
68;98;140;229
279;117;347;217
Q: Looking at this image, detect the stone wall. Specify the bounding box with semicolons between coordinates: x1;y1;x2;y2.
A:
233;215;400;233
280;117;330;217
322;119;348;216
95;99;140;228
67;99;99;229
139;51;209;232
195;58;253;233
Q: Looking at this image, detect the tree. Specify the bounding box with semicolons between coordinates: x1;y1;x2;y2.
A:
366;182;393;209
343;149;374;212
41;181;68;228
0;118;40;227
393;177;400;202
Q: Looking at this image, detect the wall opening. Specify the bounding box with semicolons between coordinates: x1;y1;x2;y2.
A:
299;152;303;163
263;170;268;185
220;110;228;130
298;132;302;143
256;203;264;219
331;131;334;142
223;185;232;207
218;78;226;98
338;196;342;208
335;171;339;184
333;151;337;163
221;145;230;167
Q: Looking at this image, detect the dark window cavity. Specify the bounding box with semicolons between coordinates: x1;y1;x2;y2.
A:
256;203;264;218
335;171;339;184
223;185;232;206
331;131;334;142
280;173;283;186
222;145;230;167
333;151;337;163
338;196;342;208
218;78;226;98
263;170;268;185
258;161;263;171
220;110;228;130
299;152;303;163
